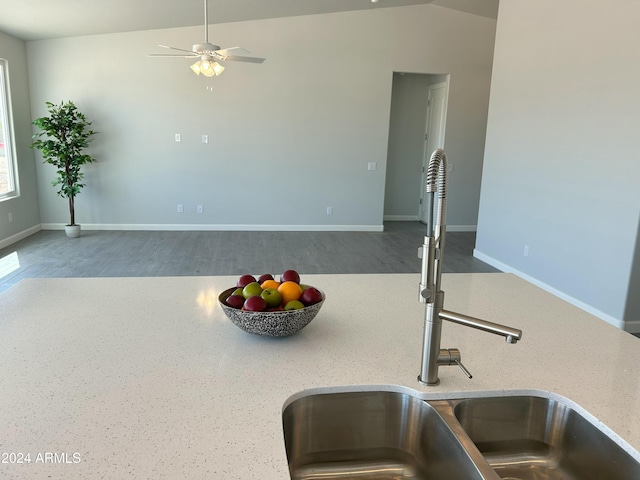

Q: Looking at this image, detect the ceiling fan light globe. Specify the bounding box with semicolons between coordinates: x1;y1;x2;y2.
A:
190;61;202;75
212;62;225;76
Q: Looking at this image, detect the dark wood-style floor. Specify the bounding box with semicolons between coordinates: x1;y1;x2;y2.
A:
0;222;498;293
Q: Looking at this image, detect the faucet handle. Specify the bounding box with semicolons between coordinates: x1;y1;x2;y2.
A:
454;359;473;379
438;348;473;380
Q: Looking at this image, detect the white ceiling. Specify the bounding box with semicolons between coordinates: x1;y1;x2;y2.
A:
0;0;498;42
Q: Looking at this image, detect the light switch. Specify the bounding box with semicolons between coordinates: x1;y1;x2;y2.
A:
175;133;182;143
368;162;377;171
202;135;209;144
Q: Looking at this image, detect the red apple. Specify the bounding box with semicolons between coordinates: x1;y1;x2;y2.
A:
244;296;267;312
300;287;323;306
237;274;257;288
258;273;274;284
280;269;300;284
225;294;245;309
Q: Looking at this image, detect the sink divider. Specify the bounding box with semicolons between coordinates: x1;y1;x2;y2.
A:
426;399;502;480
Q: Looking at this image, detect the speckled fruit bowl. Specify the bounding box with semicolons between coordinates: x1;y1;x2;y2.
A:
218;287;325;337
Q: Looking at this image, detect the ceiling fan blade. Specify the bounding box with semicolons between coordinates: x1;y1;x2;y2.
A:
147;54;198;58
218;55;266;64
215;47;250;57
158;44;198;54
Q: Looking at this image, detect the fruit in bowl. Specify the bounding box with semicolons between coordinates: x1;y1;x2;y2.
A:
219;270;325;337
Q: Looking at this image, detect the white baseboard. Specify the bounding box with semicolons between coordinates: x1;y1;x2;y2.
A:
383;217;477;232
473;249;636;333
384;215;419;221
41;223;385;233
446;225;477;232
0;224;42;250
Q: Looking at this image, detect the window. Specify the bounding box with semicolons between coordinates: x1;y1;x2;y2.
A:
0;59;17;200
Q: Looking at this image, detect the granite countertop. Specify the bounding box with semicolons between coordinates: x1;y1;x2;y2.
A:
1;273;639;479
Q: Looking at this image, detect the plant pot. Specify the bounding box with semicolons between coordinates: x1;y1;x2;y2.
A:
65;224;81;238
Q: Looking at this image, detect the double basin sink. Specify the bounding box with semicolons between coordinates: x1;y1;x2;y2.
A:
282;390;640;480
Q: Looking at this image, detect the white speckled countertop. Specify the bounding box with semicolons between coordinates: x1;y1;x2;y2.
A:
1;273;639;478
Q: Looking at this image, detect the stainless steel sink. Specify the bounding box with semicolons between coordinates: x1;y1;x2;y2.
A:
283;391;640;480
282;391;492;479
449;395;640;480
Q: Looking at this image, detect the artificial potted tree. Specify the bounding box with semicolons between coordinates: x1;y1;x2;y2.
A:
31;101;97;238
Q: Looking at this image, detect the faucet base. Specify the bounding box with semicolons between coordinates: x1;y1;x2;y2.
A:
417;375;439;386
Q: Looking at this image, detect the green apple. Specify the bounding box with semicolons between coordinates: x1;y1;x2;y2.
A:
284;300;305;310
232;287;244;297
242;282;263;299
260;288;282;308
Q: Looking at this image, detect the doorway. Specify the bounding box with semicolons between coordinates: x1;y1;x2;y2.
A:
383;73;449;223
420;81;449;223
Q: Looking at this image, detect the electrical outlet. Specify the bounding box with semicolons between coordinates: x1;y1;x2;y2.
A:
177;204;184;213
368;162;377;171
326;207;333;215
8;212;13;223
523;245;529;257
197;204;204;214
175;133;182;143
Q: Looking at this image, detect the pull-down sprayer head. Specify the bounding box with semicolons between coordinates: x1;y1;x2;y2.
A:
424;148;447;237
422;148;448;296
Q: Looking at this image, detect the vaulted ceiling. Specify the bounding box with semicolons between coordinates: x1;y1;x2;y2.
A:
0;0;498;41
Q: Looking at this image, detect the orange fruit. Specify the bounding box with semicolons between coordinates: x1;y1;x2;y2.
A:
277;281;303;305
261;279;281;290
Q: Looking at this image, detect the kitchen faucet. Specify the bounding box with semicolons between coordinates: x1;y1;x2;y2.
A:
417;149;522;386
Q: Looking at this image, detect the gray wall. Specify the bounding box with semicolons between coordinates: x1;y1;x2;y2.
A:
475;0;640;331
0;31;40;248
24;5;496;233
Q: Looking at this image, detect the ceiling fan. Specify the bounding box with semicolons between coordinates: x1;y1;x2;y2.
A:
147;0;265;77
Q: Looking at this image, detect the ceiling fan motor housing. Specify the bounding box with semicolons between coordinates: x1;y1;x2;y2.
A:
193;43;220;54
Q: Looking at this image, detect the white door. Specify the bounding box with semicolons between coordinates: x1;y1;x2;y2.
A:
420;81;449;224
